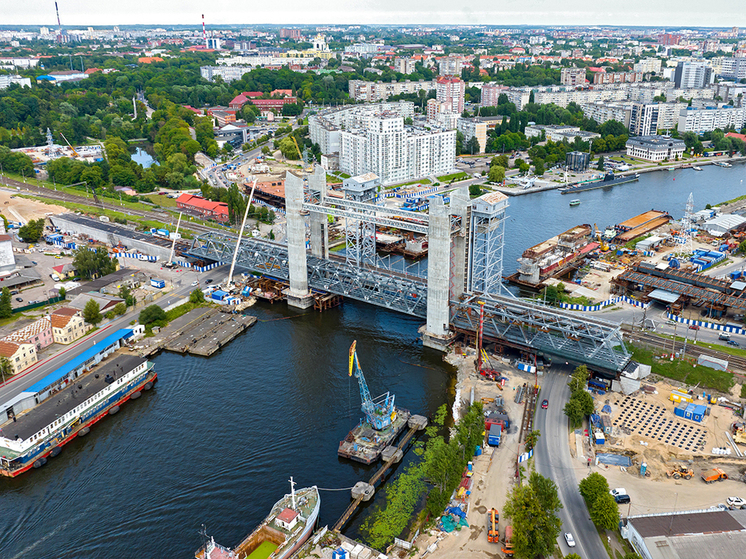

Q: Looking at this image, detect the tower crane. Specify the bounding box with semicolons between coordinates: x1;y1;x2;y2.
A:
348;341;396;430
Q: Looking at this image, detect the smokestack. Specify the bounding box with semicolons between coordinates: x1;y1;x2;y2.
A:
202;14;207;47
55;1;62;36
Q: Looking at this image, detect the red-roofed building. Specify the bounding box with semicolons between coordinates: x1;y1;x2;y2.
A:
84;68;101;74
138;57;164;64
176;194;229;223
275;508;299;530
183;105;203;116
270;89;293;98
726;132;746;143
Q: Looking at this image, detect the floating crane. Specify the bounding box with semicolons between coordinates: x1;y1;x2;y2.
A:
348;341;396;430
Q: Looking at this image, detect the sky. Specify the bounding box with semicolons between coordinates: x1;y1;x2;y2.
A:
4;1;745;28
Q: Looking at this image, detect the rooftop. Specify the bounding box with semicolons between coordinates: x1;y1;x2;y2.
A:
627;135;686;148
3;317;51;342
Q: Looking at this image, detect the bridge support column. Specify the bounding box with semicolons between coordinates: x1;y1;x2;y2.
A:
423;197;453;350
449;186;471;300
284;171;313;309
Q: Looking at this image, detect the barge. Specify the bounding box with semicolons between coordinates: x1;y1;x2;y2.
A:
196;479;320;559
0;354;157;477
338;408;411;464
560;172;639;194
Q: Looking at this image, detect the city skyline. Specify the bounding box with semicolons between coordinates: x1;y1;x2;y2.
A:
3;1;746;28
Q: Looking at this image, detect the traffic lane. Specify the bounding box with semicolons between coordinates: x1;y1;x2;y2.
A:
535;369;608;559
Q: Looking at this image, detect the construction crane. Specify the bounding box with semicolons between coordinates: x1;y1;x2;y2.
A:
225;179;258;291
166;212;183;266
348;341;396;430
593;223;609;251
476;302;502;386
59;132;79;157
290;134;313;172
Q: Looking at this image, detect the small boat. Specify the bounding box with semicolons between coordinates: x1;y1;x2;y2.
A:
692;166;703;171
569;199;580;206
667;166;675;171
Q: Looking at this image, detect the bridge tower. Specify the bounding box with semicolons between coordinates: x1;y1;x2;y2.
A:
342;173;379;268
467;192;508;296
423;196;453;349
284;170;314;309
306;165;328;260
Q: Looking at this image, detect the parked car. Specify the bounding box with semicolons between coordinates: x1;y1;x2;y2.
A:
15;297;22;302
688;325;700;330
541;399;549;409
564;533;576;547
205;279;213;284
727;497;746;508
727;340;740;347
191;280;199;287
614;494;631;504
719;333;731;341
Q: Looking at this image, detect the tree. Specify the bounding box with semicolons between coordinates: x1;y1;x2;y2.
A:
58;287;66;299
597;155;605;171
590;492;620;530
139;304;167;326
118;285;136;307
83;299;102;325
488;165;505;183
18;219;45;243
572;390;595;415
0;356;12;381
74;247;118;280
189;288;205;304
564;397;585;428
469;184;482;197
0;287;12;318
465;136;481;155
504;473;562;559
533;159;545;176
578;472;610;507
113;302;127;316
524;429;541;452
568;365;590;393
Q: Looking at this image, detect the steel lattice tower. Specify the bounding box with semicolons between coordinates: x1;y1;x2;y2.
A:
467;192;508;296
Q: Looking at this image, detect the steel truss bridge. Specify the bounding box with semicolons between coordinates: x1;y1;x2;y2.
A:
189;232;631;374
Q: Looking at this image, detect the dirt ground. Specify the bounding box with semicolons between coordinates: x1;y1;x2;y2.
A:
0;189;68;224
414;349;539;559
577;378;746;516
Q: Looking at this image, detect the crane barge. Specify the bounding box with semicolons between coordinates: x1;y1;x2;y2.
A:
338;341;411;464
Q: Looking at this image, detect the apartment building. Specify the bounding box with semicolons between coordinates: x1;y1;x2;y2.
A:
347;79;434;102
717;57;746;81
629;102;687;135
438;55;465;76
626;136;685;161
0;341;37;375
580;101;633;129
457;119;489;153
673;61;713;88
633;57;663;74
436;76;465;114
481;83;509;107
677;104;745;133
592;71;643;85
560;67;587;86
395;57;417;74
524;124;600;143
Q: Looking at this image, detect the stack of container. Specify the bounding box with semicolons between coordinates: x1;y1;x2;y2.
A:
673;402;707;423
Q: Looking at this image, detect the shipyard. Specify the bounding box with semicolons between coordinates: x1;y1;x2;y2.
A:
3;12;746;559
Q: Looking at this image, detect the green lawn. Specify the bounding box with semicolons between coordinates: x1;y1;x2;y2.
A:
630;344;734;393
437;172;470;182
717;193;746;206
142;194;178;207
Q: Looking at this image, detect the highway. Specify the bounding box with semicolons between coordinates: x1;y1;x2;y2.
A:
0;266;227;405
534;368;609;559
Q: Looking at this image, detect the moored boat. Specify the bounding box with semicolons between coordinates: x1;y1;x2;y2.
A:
569;199;580;206
196;479;320;559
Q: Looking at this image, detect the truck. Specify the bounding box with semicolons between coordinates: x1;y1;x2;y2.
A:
701;468;728;483
488;424;502;447
501;525;514;556
487;508;499;543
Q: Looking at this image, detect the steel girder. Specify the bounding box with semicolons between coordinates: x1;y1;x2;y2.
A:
189;231;428;316
452;294;631;373
302;203;428;234
189;232;630;372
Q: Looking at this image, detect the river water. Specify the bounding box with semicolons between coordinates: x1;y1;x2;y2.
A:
0;163;744;558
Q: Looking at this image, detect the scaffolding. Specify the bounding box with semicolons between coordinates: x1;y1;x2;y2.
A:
342;178;378;268
468;192;508;296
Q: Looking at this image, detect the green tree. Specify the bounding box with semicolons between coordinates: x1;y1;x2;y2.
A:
465;136;481;154
567;555;582;559
739;239;746;255
83;299;102;325
524;429;541;452
18;219;45;243
590;492;620;530
74;247;118;280
597;155;605;171
504;473;563;559
488;165;505;183
578;472;610;507
118;284;136;307
113;302;127;316
568;365;590;393
189;288;205;304
58;286;66;299
0;356;12;381
533;159;545;176
469;184;482;197
139;304;167;326
0;287;12;318
491;154;510;168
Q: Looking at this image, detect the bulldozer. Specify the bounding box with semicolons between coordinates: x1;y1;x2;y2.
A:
666;465;694;480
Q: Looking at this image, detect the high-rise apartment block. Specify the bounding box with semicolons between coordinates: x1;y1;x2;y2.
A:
673;61;713;89
436;76;465;115
560;67;586;86
481;83;508;107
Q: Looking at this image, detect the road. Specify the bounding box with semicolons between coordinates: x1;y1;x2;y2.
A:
534;368;609;559
0;266;227;404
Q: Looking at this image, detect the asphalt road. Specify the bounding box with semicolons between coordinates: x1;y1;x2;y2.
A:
0;266;227;404
534;368;609;559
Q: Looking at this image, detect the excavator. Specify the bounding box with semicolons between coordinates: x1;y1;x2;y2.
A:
594;223;609;252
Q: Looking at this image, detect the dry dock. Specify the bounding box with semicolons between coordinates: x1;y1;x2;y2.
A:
141;307;257;358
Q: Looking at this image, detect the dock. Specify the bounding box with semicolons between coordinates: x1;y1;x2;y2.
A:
140;307;257;358
338;409;411;464
332;414;428;532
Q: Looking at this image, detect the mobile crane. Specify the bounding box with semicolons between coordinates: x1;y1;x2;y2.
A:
349;341;397;430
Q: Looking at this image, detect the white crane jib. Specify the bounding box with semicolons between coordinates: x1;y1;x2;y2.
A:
226;179;258;289
167;212;182;265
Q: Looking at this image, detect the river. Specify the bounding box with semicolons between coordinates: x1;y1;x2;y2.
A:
0;163;744;558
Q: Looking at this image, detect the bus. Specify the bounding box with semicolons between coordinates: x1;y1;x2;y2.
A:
501;525;514;556
487;508;499;543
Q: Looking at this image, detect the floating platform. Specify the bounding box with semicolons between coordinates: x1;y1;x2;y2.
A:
338;408;411;465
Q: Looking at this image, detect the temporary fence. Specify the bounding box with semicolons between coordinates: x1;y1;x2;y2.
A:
559;295;650;312
117;253;158;262
665;313;745;335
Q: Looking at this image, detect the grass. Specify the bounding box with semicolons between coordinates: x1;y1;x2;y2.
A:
436;172;470;183
396;178;432;187
142;194;179;207
630;343;734;393
653;331;746;359
717;193;746;206
741;384;746;399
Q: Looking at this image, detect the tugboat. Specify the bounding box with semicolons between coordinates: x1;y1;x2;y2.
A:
569;199;580;207
195;478;320;559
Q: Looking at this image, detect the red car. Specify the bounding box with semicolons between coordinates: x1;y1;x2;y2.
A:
689;325;700;330
541;399;549;409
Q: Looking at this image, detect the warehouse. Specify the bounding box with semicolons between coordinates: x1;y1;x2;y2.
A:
702;214;746;237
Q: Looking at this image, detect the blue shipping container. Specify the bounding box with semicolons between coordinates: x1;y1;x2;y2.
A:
150;278;165;288
488;424;502;447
